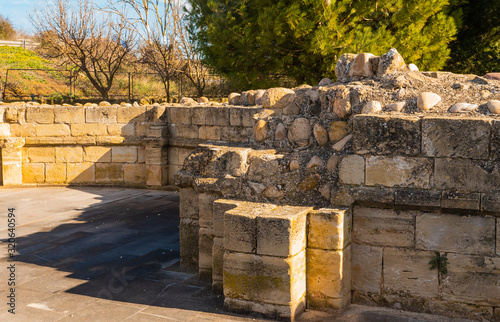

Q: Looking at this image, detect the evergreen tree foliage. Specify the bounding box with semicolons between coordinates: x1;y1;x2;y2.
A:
446;0;500;75
188;0;457;89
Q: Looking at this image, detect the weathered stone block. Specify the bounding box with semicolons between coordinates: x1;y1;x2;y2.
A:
230;108;242;126
67;163;95;183
168;124;198;139
223;251;306;305
191;106;206;125
107;124;135;137
145;164;168;186
416;213;495;256
85;106;117;123
246;153;280;182
54;106;84;123
95;163;124;182
55;147;83;163
180;217;199;267
2;163;22;185
0;123;9;137
395;189;441;209
123;164;146;183
71;124;108;136
366;156;432;189
45;163;67;183
339;155;365;185
26;106;54;123
213;199;241;238
441;191;480;211
36;124;71;137
491;120;500;160
169;106;191;124
351;244;382;293
256;205;310;257
353;207;414;247
28;147;55;163
145;146;167;165
307;208;351;250
434;158;500;192
497;220;500;256
353;115;421;155
306;246;351;310
111;146;137;163
10;124;36;137
383;248;438;298
212;237;224;293
117;106;146;123
206;107;229;126
83;146;112;162
481;192;500;214
442;253;500;306
199;126;221;140
179;188;199;219
331;186;395;208
224;297;305;322
199;193;218;229
22;163;45;183
422;117;491;159
199;227;214;281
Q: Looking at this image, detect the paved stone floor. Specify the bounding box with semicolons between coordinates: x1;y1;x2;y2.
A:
0;187;473;322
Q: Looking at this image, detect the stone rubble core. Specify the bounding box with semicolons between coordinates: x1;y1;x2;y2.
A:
0;47;499;321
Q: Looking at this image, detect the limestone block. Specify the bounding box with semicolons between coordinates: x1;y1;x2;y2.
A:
199;125;221;140
85;106;117;123
422;117;491;159
498;220;500;256
135;123;151;136
67;163;95;183
0;123;10;137
26;106;54;123
353;115;421;156
111;146;137;163
353;207;414;247
191;106;206;125
482;192;500;213
180;217;199;267
107;124;135;137
55;147;83;163
306;246;351;310
168;124;198;139
123;164;146;183
415;213;495;256
117;106;146;123
212;237;224;293
224;297;305;322
2;163;22;185
229;108;242;126
96;163;124;182
376;48;406;76
223;251;306;305
261;87;296;109
83;146;111;162
137;146;146;164
349;53;375;78
71;124;108;136
169;106;191;124
434;158;500;192
180;188;199;219
365;156;433;189
246;154;280;182
442;253;500;306
491;120;500;160
213;199;241;238
256;205;310;257
441;191;480;211
199;193;218;229
307;208;351;250
241;108;256;127
145;164;168;186
28;147;55;163
199;227;214;281
351;244;382;293
45;163;67;183
338;155;365;185
145;146;167;165
395;189;441;209
36;124;71;137
10;124;36;137
383;248;438;298
54;106;85;123
224;203;277;253
22;163;45;183
333;87;351;119
205;107;229;126
334;53;356;83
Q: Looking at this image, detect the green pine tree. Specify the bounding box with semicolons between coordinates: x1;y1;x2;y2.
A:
188;0;457;89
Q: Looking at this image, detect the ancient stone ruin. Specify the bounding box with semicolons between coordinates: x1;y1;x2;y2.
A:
0;48;499;321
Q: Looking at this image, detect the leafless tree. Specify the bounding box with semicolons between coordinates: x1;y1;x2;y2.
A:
31;0;135;100
105;0;209;101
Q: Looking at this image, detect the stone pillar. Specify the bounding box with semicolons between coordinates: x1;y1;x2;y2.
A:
223;202;311;321
198;193;218;280
306;208;352;310
179;187;199;267
143;125;168;186
0;138;25;186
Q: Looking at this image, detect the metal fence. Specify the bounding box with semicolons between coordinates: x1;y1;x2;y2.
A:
0;68;235;103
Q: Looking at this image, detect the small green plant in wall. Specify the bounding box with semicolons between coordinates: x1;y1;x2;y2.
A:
429;251;448;275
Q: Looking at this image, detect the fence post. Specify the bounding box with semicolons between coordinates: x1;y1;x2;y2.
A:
128;73;131;102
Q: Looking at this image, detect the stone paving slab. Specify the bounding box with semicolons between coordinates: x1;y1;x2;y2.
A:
0;187;474;322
